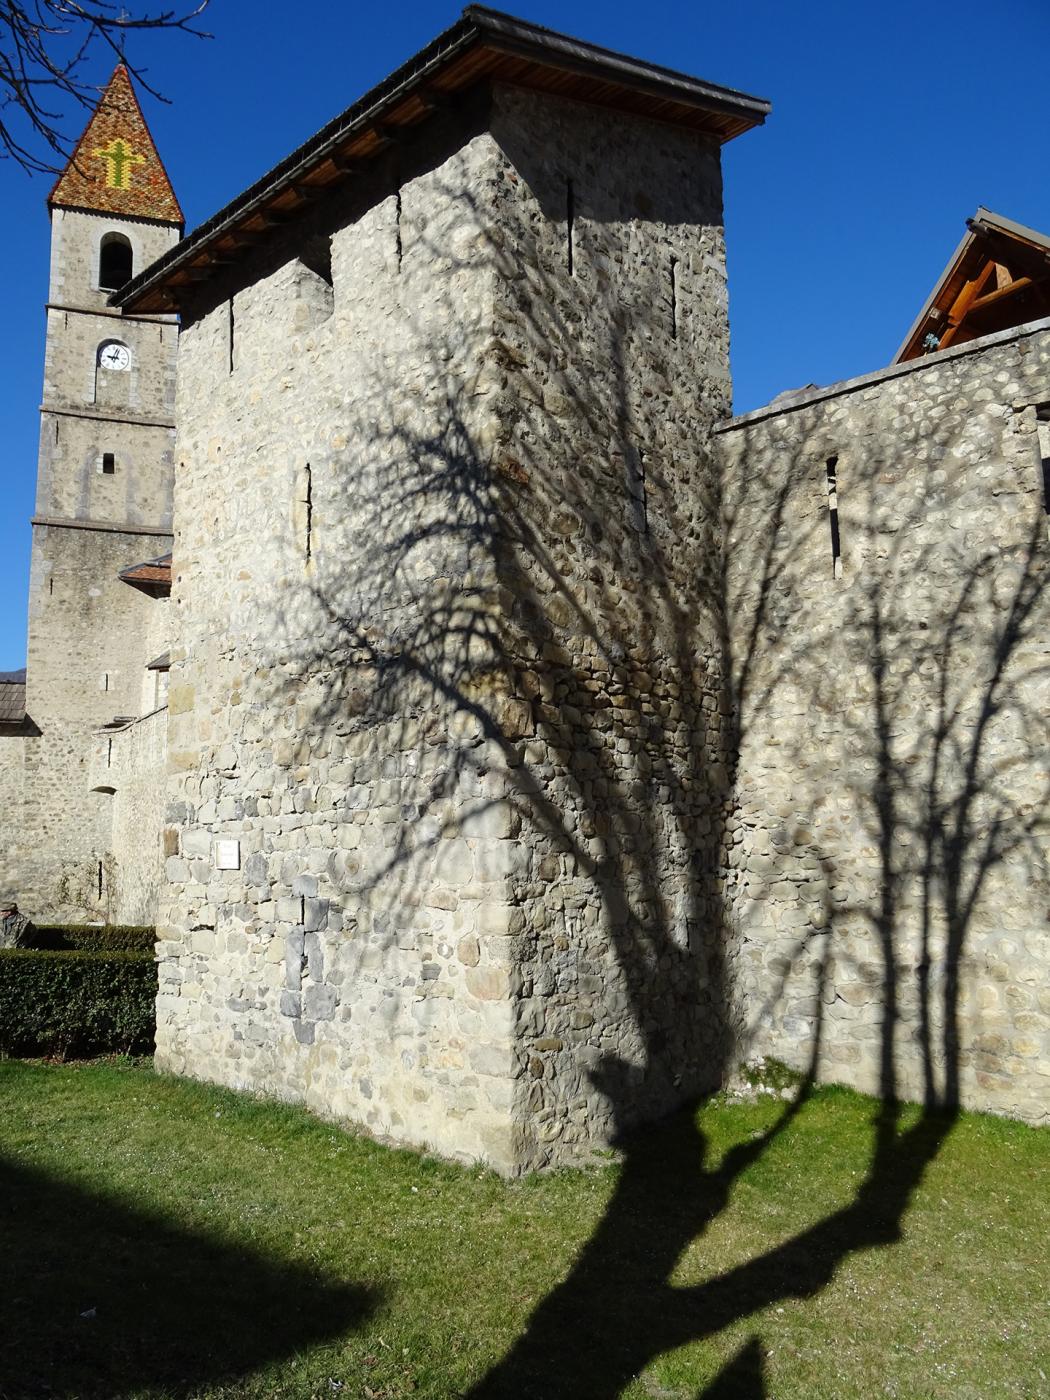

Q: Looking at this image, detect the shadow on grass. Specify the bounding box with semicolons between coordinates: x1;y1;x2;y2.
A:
0;1155;376;1399
468;1075;958;1399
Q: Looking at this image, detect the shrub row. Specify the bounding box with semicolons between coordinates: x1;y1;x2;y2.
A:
30;923;157;953
0;949;156;1058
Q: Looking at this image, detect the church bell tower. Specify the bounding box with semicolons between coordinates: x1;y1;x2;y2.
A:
17;65;181;918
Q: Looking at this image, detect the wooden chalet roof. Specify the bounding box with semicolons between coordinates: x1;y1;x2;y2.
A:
114;5;769;314
49;64;183;225
896;209;1050;363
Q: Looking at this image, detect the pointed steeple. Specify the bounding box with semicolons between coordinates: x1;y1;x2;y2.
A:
48;64;182;225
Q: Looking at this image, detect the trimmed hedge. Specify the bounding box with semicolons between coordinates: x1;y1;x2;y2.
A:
30;924;157;953
0;949;156;1058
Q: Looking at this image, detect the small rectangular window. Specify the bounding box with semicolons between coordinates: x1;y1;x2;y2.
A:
100;452;115;475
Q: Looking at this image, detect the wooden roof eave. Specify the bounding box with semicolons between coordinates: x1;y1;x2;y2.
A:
112;9;769;314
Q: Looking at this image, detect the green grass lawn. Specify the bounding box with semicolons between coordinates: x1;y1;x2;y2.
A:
0;1059;1045;1399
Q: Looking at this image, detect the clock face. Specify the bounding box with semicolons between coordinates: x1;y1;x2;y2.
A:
98;342;130;372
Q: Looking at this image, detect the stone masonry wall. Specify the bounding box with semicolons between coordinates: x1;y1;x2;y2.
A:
20;524;172;918
718;320;1050;1123
157;87;735;1172
480;89;735;1165
0;733;26;899
159;114;516;1168
93;704;168;925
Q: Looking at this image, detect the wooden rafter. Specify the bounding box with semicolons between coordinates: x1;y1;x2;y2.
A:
897;209;1050;362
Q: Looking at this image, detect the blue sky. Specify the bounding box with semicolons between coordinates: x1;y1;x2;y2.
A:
2;0;1049;669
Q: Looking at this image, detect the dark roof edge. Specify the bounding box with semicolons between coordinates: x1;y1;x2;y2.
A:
464;6;771;116
113;5;770;312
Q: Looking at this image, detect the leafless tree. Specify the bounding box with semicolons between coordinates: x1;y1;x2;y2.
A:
1;0;209;173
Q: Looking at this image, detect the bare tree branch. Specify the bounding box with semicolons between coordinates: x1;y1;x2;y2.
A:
0;0;210;174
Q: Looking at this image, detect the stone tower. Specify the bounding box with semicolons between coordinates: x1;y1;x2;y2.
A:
115;8;771;1171
15;65;181;918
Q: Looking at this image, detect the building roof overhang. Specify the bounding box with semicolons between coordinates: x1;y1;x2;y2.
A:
112;5;770;314
119;552;172;595
0;680;27;726
895;208;1050;363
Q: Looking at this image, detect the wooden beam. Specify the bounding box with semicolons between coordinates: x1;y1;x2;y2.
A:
416;87;456;112
226;228;267;246
940;261;997;348
327;150;361;175
371;121;414;148
974;229;1050;283
255;206;296;228
967;276;1035;315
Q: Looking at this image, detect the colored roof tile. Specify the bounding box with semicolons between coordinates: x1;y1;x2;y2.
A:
48;64;182;224
119;551;172;590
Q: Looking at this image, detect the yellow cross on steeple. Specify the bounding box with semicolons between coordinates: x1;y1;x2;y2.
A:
93;137;146;190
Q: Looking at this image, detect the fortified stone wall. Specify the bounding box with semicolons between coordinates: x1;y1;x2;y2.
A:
481;89;735;1164
21;522;172;918
157;86;735;1172
0;735;26;898
718;319;1050;1124
95;704;168;925
159;111;512;1166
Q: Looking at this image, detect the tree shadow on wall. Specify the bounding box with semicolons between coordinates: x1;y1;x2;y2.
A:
466;438;1048;1399
0;1155;375;1398
244;155;1048;1397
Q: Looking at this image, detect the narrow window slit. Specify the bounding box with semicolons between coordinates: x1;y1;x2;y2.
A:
566;178;575;276
304;462;313;565
826;456;843;579
96;861;104;901
626;445;648;535
48;577;54;596
395;187;403;271
228;298;235;374
669;256;678;341
54;421;59;444
106;738;113;767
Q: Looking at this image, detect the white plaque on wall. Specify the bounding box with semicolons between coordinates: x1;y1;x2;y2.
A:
214;839;241;870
